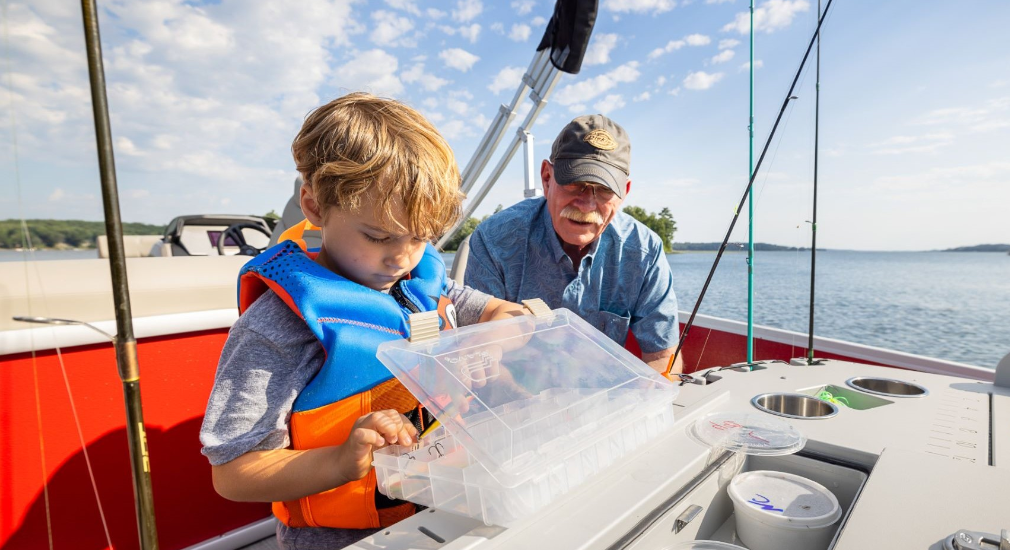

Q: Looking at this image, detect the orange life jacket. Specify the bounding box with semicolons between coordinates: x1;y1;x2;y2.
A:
238;239;456;529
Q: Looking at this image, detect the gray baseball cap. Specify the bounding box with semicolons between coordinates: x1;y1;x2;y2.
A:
550;114;631;199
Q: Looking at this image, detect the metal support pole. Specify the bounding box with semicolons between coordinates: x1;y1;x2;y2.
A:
521;131;540;198
80;1;159;547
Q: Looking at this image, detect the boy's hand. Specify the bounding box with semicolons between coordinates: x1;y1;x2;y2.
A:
336;410;418;483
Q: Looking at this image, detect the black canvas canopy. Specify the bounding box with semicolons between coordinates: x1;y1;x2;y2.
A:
538;0;599;75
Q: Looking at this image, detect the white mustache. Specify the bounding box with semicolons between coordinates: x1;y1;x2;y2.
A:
560;206;603;225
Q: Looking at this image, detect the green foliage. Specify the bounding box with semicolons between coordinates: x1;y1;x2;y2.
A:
442;206;502;252
623;206;678;253
442;216;482;252
0;219;166;249
263;210;281;229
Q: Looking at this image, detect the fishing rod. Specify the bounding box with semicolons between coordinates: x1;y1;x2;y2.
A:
80;0;160;547
806;0;823;365
666;0;836;376
746;0;756;365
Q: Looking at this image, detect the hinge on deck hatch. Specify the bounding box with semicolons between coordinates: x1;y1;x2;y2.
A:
943;528;1009;550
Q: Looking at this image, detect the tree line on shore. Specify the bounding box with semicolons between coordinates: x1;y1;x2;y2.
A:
0;219;166;249
443;205;678;253
4;205;682;252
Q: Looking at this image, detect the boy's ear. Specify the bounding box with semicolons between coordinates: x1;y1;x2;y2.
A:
299;183;324;227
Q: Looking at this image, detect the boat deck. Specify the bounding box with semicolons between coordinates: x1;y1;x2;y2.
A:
338;359;1009;550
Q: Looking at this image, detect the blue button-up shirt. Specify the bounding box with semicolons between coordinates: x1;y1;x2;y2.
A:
464;198;679;353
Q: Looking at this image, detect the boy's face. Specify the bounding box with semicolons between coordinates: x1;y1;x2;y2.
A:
301;186;427;291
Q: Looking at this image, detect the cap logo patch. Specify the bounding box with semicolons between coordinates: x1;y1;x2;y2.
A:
584;129;618;151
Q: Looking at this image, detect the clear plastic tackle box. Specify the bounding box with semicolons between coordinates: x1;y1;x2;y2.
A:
372;307;679;526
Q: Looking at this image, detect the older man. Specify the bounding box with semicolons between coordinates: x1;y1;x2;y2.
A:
465;114;683;374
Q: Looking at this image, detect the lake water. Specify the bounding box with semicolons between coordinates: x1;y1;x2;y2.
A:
6;249;1008;368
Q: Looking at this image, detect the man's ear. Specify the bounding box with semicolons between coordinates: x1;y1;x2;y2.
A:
299;182;324;227
625;179;632;197
540;160;553;193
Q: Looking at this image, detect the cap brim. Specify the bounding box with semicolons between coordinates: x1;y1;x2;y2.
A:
553;158;628;199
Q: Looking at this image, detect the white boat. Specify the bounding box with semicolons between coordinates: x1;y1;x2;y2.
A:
2;1;1007;549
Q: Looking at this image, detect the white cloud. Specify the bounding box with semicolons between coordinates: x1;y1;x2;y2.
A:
870;133;955;155
740;60;764;71
426;8;447;19
656;75;667;86
49;188;66;202
491;22;505;34
509;24;532;42
683;71;724;90
668;86;681;96
129;189;151;199
439;48;480;71
584;33;618;66
512;0;536;15
385;0;421;15
401;63;450;91
489;66;525;94
649;40;684;59
634;91;651;102
594;94;627;113
3;0;362;224
723;0;810;34
711;49;735;64
706;0;735;3
555;61;641;106
531;15;547;26
333;49;404;95
117;136;144;156
685;34;711;46
452;0;483;22
370;10;415;46
648;34;710;59
459;23;481;43
603;0;676;14
719;38;740;49
874;162;1010;195
917;97;1010;131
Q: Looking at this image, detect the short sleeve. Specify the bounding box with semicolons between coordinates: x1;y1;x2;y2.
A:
199;292;323;466
444;278;492;327
628;248;680;354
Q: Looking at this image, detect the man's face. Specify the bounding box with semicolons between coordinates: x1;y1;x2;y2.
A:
301;186;428;291
542;160;626;251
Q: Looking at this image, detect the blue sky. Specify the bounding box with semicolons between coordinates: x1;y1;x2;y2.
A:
2;0;1008;250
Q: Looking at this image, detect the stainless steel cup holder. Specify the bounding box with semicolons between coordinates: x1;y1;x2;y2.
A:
751;392;839;420
845;376;929;398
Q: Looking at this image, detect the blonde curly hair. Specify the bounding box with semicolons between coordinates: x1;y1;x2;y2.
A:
292;92;463;240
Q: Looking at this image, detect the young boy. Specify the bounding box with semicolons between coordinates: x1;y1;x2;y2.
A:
199;92;526;549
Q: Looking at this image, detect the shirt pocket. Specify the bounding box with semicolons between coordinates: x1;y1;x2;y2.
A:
597;310;631;345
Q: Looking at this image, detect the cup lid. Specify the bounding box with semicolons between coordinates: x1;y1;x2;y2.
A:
689;412;806;456
728;470;842;527
664;542;748;550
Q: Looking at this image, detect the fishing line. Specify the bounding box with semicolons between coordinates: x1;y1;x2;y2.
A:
667;0;838;375
2;2;113;547
3;2;53;548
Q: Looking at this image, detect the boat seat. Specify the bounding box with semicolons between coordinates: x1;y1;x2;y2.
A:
448;234;471;285
0;255;248;332
96;235;167;258
269;176;322;249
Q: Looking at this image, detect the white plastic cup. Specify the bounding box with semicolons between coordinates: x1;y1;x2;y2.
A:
728;470;841;550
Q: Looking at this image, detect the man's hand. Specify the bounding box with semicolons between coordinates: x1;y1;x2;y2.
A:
336;410;418;483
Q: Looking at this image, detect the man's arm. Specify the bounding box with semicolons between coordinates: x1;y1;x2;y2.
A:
641;348;684;376
629;242;682;374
